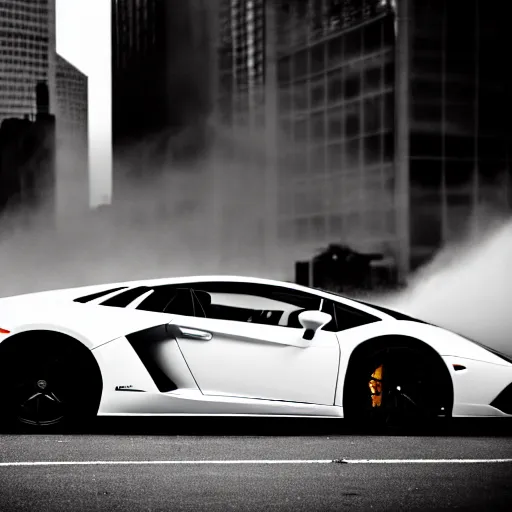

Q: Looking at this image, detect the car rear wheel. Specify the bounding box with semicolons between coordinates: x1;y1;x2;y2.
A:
0;335;101;432
345;345;452;433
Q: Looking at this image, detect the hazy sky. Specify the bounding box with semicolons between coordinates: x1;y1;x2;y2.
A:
56;0;111;207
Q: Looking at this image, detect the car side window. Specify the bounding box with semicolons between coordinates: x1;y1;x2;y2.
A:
136;286;195;316
191;283;321;328
100;286;151;307
330;301;381;331
73;287;128;303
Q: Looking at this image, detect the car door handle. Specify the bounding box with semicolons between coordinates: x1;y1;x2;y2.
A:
178;327;213;341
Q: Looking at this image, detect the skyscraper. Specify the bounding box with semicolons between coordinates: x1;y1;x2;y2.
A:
0;0;57;122
111;0;214;197
0;82;56;219
274;0;397;280
55;54;89;217
396;0;512;276
0;0;57;221
272;0;512;284
210;0;280;276
216;0;267;129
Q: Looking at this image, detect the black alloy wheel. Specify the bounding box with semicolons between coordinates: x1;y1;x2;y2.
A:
11;351;72;427
347;347;451;433
1;338;101;432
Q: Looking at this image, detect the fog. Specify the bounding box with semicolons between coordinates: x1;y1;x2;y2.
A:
0;113;288;298
373;208;512;356
2;144;512;358
1;1;511;360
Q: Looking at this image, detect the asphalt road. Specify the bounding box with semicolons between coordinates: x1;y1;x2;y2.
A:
1;418;512;512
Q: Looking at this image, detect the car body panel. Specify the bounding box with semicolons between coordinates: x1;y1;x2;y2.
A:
442;355;512;417
171;315;340;405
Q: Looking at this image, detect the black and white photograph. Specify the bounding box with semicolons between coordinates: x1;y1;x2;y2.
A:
0;1;511;510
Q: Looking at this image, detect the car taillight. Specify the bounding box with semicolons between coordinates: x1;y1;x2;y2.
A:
0;327;10;334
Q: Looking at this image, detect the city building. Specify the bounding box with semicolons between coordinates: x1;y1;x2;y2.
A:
111;0;232;276
211;0;398;280
111;0;214;196
0;0;58;222
111;0;512;285
396;0;512;277
216;0;267;129
0;0;57;123
0;82;56;221
207;0;281;276
55;53;89;217
272;0;512;284
274;0;397;282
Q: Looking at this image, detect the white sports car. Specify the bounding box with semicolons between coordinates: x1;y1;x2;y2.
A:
0;275;511;430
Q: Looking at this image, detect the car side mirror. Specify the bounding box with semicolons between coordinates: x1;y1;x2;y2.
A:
298;310;332;340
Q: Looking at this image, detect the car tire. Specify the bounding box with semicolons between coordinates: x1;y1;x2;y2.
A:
345;345;452;433
0;335;101;432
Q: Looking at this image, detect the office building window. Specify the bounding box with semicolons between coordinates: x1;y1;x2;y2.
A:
328;107;343;140
327;70;342;104
363;19;382;54
344;30;361;61
311;43;325;74
294;118;308;142
410;159;442;192
346;138;360;168
364;135;381;165
327;36;343;68
364;65;381;93
444;160;474;192
278;56;291;84
327;143;343;172
310;76;325;108
364;96;381;133
293;49;308;79
311;111;325;141
345;102;360;138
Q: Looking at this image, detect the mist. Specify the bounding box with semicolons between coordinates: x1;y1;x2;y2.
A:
0;107;291;298
2;137;512;359
373;208;512;356
2;1;511;362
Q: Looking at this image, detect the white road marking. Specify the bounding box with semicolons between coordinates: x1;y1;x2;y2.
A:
0;460;332;467
342;459;512;464
0;459;512;467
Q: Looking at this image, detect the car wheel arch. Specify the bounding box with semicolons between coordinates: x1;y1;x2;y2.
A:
341;334;454;415
0;329;103;407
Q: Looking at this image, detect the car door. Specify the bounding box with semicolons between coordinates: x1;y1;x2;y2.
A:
170;282;341;405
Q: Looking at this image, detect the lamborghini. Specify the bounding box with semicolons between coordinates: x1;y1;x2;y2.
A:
0;275;511;430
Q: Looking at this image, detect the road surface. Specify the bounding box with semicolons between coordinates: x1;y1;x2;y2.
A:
0;418;511;511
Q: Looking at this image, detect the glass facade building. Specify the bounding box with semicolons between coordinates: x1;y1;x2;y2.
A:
271;0;512;282
55;55;87;144
217;0;267;130
111;0;214;192
55;54;89;217
274;0;397;269
403;0;512;273
212;0;276;276
108;0;510;282
0;0;56;122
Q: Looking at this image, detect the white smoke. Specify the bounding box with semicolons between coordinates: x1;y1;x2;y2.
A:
376;210;512;355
